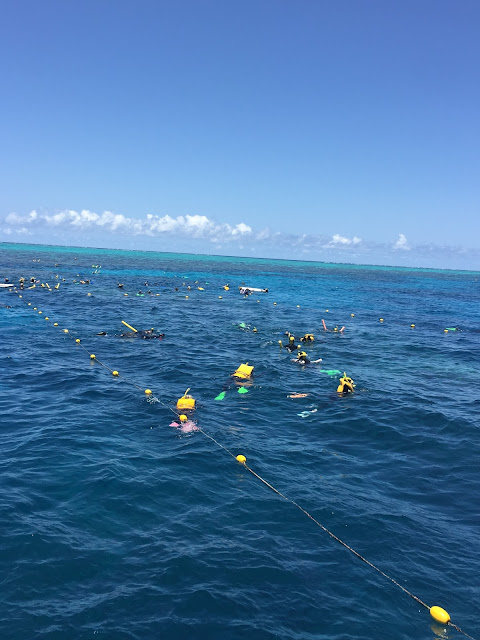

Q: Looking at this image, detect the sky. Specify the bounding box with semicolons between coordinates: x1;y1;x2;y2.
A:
0;0;479;269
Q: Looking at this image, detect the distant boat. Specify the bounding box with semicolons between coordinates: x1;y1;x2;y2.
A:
239;286;268;294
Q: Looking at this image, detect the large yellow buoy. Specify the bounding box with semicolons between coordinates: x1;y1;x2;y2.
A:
430;606;450;624
236;454;246;464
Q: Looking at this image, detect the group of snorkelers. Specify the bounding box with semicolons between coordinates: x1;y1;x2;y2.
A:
281;332;321;364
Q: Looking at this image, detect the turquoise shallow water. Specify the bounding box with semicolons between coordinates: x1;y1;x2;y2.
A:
1;243;480;640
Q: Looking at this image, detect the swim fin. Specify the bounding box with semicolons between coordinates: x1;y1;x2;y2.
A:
215;391;227;401
238;387;249;394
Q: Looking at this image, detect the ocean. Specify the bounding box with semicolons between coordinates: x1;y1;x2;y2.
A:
1;242;479;640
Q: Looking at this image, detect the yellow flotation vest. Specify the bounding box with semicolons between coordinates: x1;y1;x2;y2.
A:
301;333;314;342
337;373;355;393
176;388;196;410
233;363;254;379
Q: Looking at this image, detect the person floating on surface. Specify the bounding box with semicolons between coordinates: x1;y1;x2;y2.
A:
292;351;322;365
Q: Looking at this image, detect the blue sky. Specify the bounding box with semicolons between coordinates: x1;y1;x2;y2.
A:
1;0;479;269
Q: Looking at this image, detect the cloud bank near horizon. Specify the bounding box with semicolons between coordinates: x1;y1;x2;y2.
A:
1;208;478;269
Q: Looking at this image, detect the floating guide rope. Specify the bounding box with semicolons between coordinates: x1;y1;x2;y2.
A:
10;290;477;640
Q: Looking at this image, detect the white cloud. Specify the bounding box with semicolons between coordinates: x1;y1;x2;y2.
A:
326;234;362;247
3;208;479;269
256;228;271;241
231;222;252;235
393;233;410;250
1;208;253;243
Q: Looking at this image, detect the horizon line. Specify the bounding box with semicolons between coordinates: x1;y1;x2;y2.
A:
1;240;479;275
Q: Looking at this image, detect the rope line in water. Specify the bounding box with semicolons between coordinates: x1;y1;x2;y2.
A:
10;291;477;640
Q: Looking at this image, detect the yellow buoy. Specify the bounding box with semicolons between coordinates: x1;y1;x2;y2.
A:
54;323;58;326
112;370;119;376
219;296;222;299
379;318;384;322
145;389;152;395
33;307;37;310
236;454;246;464
411;324;415;328
444;329;448;333
430;606;450;624
87;293;91;296
90;354;96;359
28;303;31;305
297;305;300;308
185;296;189;298
63;329;69;333
351;313;354;317
19;295;22;298
45;317;49;320
75;339;80;343
38;311;42;314
273;302;277;305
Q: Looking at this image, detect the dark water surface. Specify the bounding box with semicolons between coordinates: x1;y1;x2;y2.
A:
1;243;479;640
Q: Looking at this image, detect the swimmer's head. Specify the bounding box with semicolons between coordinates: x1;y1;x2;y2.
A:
299;351;307;358
179;414;188;422
289;336;294;342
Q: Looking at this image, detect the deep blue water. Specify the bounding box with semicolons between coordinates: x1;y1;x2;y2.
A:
1;242;479;640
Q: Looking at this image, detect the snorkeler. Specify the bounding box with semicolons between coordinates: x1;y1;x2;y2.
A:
337;373;355;393
300;333;315;342
283;335;299;352
292;351;322;365
169;414;199;433
120;328;165;339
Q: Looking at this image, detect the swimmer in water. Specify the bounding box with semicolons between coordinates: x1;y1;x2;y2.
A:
300;333;315;342
292;351;322;365
169;414;199;433
120;329;165;339
283;335;299;352
337;373;355;393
